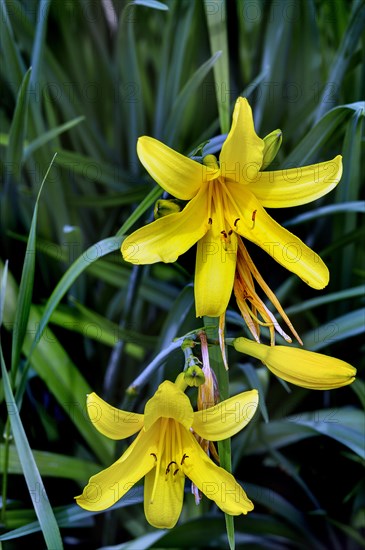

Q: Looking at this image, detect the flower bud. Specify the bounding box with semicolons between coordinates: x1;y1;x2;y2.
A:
154;199;182;219
261;129;282;170
234;337;356;390
184;365;205;387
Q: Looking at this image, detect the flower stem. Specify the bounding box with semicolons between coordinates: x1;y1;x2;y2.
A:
204;316;235;550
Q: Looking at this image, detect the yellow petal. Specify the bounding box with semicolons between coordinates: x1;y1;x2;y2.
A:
195;222;237;317
144;459;184;529
121;184;209;264
220;97;264;182
248;156;343;207
86;393;144;440
234;338;356;390
144;381;194;431
181;429;254;515
192;389;258;440
226;182;329;289
75;428;157;511
137;136;218;200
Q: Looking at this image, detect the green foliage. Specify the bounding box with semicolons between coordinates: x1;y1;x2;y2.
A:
0;0;364;548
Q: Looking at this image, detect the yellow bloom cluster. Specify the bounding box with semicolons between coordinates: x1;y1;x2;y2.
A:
77;97;356;530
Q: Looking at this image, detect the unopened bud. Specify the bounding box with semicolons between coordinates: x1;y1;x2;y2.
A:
261;129;282;170
233;337;356;390
154;199;182;219
202;154;219;170
184;365;205;387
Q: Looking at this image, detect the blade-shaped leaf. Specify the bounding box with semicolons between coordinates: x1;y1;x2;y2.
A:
23;117;85;159
11;154;56;377
204;0;230;133
1;352;63;549
5;67;32;184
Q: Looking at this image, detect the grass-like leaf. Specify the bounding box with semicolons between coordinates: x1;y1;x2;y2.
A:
314;2;365;120
1;351;63;549
1;262;114;464
204;315;235;550
204;0;230;133
23;116;85;159
292;408;365;459
164;51;222;145
0;444;101;481
0;489;144;541
0;0;25;93
4;67;31;184
28;236;124;360
303;308;365;351
11;154;55;377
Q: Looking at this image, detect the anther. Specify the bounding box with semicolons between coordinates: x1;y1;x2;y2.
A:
234;218;240;227
181;454;189;465
251;210;257;229
208;217;212;224
150;453;157;461
173;469;179;476
221;230;227;238
166;460;177;474
228;229;233;236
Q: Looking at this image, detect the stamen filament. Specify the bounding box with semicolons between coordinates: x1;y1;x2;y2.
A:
238;240;302;344
149;418;168;503
213;182;231;247
206;180;214;226
220;179;242;216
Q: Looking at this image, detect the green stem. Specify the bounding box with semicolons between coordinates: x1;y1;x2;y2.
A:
203;316;235;550
125;337;186;394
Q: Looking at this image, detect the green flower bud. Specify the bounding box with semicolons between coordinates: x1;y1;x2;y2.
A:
202;154;219;170
184;365;205;387
261;129;282;170
154;199;182;219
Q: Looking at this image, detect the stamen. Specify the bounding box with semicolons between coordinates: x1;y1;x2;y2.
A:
181;453;189;465
220;180;248;235
175;423;183;464
242;289;253;300
165;460;177;474
206;179;214;227
149;418;168;504
213;183;231;248
251;209;257;229
238;239;302;344
173;469;179;476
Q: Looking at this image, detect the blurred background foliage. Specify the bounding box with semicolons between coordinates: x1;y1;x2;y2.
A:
0;0;364;548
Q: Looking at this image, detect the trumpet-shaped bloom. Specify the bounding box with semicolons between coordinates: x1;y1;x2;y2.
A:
122;97;342;317
234;337;356;390
76;381;258;529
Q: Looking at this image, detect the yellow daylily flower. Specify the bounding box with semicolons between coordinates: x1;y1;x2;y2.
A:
122;97;342;317
234;337;356;390
76;381;258;529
